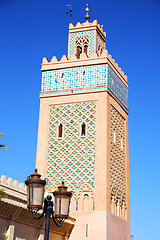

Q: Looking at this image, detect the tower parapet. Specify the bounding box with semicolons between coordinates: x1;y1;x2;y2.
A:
41;44;128;112
0;175;27;208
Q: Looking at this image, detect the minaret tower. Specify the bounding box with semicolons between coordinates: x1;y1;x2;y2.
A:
36;5;130;240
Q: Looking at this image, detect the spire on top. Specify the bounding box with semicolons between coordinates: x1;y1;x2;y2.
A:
85;4;90;21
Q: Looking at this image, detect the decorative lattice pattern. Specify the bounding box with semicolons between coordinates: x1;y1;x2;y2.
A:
110;105;127;215
46;101;96;200
70;31;94;58
75;35;89;49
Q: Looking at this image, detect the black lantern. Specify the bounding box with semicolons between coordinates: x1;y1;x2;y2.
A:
53;181;72;219
25;169;72;240
25;169;46;211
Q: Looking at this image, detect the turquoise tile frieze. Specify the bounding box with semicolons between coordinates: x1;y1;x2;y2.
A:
41;65;107;92
41;64;128;109
108;66;128;108
70;30;94;58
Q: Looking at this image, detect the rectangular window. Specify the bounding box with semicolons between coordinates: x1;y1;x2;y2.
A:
81;123;86;137
58;124;63;138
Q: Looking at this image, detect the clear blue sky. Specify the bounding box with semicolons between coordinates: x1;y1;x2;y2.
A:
0;0;160;239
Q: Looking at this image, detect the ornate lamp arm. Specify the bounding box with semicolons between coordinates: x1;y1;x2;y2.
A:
33;210;45;220
51;211;62;227
31;195;62;240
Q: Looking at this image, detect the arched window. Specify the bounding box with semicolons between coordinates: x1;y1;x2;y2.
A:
77;46;82;59
84;44;88;55
81;123;86;136
58;124;63;138
83;194;89;211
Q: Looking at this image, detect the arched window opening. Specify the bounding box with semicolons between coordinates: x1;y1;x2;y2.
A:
77;46;82;59
58;124;63;138
84;44;88;55
81;123;86;136
83;194;89;211
100;48;103;55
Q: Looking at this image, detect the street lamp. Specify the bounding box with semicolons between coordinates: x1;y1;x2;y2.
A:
25;169;72;240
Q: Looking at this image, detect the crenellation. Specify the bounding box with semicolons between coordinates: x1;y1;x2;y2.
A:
7;178;13;187
41;51;127;86
69;20;106;39
91;51;99;58
70;54;78;60
79;52;88;59
107;54;127;83
100;49;108;57
75;22;81;28
42;57;49;64
1;175;6;184
51;56;58;63
13;180;18;189
60;55;69;62
0;175;26;193
19;182;25;192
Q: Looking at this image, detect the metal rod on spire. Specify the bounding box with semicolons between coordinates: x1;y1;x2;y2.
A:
66;5;72;23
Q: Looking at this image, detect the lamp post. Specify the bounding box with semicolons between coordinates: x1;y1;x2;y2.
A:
25;169;72;240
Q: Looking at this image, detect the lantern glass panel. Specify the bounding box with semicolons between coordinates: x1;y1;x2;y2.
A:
54;195;70;217
30;183;44;208
54;195;60;215
61;195;70;216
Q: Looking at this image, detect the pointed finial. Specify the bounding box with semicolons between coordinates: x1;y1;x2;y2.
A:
85;4;90;21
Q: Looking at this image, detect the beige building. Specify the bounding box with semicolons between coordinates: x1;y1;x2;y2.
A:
0;175;74;239
36;9;130;240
